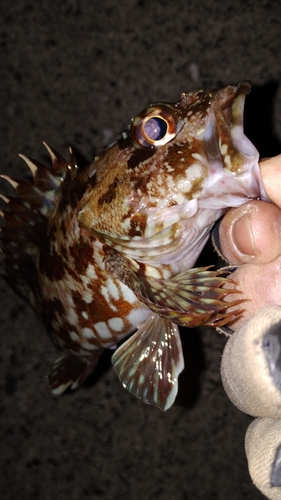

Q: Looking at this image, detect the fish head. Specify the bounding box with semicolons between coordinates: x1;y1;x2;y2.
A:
79;81;264;273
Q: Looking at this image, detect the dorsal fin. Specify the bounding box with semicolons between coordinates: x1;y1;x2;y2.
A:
0;144;78;303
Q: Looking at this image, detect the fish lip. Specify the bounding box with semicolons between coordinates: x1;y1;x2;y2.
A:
229;80;259;160
218;80;251;125
203;80;257;170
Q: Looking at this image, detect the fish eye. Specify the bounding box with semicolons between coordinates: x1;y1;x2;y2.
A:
143;117;167;141
130;104;178;149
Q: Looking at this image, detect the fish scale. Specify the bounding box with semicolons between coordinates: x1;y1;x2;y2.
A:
0;81;268;410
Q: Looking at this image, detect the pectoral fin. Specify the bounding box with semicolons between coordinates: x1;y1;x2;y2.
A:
112;314;184;411
139;265;245;328
105;250;244;328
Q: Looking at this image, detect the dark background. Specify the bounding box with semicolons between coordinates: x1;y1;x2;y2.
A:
1;1;281;499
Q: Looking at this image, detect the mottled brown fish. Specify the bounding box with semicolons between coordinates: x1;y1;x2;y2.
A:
0;81;267;410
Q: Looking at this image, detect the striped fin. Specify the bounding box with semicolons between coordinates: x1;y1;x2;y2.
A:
0;193;47;302
1;143;78;217
48;352;102;395
0;144;78;302
105;250;245;328
137;266;245;328
112;314;184;411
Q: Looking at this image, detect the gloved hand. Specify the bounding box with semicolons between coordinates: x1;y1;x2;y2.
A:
217;155;281;500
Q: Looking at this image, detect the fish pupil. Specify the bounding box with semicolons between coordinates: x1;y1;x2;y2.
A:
143;117;167;141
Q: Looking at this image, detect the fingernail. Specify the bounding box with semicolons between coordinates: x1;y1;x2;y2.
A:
231;213;257;257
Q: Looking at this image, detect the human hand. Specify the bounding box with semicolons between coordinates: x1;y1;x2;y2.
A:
219;155;281;328
217;155;281;500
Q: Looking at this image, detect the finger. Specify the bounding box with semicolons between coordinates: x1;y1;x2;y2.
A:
245;417;281;500
260;154;281;208
223;258;281;329
218;200;281;265
221;306;281;418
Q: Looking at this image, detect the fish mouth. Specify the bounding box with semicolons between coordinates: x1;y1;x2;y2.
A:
204;80;258;172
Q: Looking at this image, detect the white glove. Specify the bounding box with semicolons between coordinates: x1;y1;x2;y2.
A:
221;306;281;500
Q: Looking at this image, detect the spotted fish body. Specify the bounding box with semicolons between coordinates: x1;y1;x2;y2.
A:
0;81;267;410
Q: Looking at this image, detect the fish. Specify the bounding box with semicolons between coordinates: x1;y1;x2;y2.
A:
0;80;268;411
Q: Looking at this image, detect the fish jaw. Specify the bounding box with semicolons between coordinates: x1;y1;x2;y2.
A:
199;80;268;210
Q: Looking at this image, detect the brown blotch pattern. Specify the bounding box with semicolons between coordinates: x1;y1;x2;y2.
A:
69;239;94;276
39;235;65;281
41;299;82;352
127;148;156;170
117;136;132;151
98;177;119;206
128;213;147;237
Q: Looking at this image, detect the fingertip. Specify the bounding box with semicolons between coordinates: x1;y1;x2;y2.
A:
260;155;281;208
218;200;281;265
223;258;281;330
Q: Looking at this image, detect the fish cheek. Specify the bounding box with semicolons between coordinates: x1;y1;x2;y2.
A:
97;177;119;206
